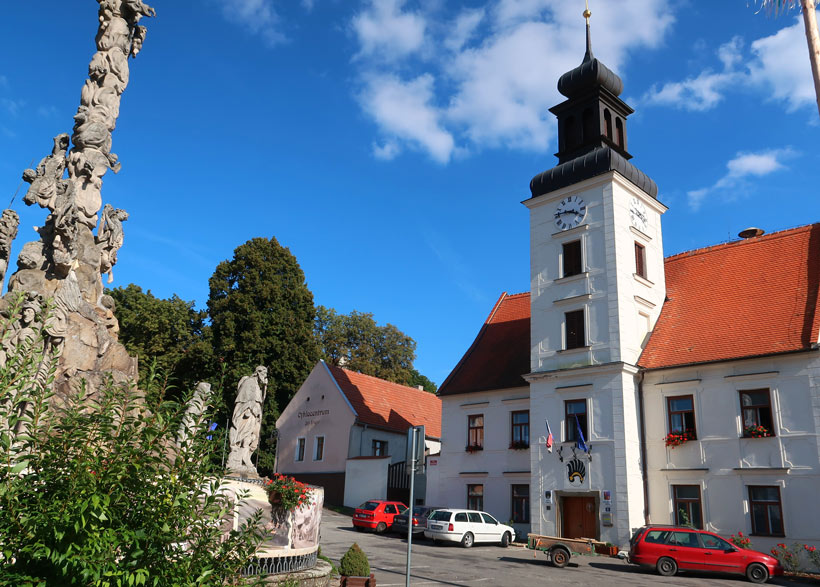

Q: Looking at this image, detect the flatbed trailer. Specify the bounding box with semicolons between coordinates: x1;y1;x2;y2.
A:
526;534;594;568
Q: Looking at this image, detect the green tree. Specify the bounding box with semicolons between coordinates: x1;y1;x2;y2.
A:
0;296;263;586
108;284;215;397
315;306;436;390
208;237;319;474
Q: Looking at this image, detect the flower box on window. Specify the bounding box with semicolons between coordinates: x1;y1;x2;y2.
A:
743;425;773;438
465;444;483;453
508;441;529;450
664;431;694;448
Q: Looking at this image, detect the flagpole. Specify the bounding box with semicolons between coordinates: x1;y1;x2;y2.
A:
800;0;820;117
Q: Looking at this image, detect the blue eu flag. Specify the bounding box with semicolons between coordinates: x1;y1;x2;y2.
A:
574;414;588;452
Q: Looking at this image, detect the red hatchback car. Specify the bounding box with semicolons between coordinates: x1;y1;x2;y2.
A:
352;500;407;533
629;525;783;584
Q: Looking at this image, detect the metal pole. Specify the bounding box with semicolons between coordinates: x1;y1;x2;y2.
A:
405;427;417;587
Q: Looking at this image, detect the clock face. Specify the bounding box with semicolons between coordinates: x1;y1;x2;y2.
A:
554;196;587;230
629;197;648;232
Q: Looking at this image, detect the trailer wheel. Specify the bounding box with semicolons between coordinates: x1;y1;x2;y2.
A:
551;546;570;568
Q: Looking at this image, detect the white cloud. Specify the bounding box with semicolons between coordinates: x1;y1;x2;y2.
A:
0;75;8;89
352;0;427;62
301;0;314;11
686;148;796;211
358;73;454;163
217;0;286;46
351;0;675;163
444;8;485;53
642;37;743;111
748;13;818;112
1;98;24;117
642;10;818;114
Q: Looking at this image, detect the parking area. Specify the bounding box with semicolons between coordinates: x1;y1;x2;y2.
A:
319;509;818;586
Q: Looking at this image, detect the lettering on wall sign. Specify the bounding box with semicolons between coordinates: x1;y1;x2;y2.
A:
298;409;330;420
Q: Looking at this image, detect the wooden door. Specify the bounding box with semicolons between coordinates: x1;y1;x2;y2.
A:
561;496;597;539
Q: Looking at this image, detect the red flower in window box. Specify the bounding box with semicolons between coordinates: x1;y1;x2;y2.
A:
743;425;773;438
465;444;483;453
664;431;694;448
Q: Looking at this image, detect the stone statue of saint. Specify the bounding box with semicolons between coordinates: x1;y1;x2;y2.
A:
176;381;212;448
226;366;268;477
0;298;42;369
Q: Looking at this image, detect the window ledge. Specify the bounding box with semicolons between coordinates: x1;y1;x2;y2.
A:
660;467;709;471
459;471;488;476
732;467;789;471
554;271;589;284
557;345;591;355
552;224;590;238
630;226;651;241
633;274;654;287
553;292;592;306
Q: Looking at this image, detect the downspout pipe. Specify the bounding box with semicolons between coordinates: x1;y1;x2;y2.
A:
638;370;650;525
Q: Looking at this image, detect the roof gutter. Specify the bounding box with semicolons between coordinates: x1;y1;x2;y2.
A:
638;369;650;525
642;346;820;372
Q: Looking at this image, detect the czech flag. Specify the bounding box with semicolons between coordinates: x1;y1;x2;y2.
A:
545;419;554;453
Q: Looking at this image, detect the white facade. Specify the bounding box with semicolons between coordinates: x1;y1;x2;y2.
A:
645;352;820;555
434;386;532;532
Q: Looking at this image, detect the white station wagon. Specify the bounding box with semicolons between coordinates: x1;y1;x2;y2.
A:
423;509;514;548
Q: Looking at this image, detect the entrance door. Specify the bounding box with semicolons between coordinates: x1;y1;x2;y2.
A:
561;496;597;539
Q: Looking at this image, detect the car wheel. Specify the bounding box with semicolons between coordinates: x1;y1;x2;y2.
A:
551;547;570;568
375;522;387;533
461;532;474;548
656;556;677;577
746;563;769;584
500;532;511;547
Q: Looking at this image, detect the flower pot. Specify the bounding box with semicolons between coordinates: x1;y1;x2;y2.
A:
340;574;376;587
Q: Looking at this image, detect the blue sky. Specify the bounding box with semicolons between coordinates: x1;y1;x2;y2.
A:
1;1;818;386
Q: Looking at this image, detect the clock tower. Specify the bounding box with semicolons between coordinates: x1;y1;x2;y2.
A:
524;8;667;545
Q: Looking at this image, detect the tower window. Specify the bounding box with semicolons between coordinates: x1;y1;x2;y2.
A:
565;309;586;349
562;240;582;277
635;242;646;279
582;108;594;143
615;118;625;149
603;109;612;139
564;116;579;151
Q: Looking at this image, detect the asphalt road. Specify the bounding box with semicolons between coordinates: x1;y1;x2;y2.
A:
319;509;818;587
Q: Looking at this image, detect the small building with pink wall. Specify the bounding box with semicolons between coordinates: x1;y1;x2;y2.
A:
275;361;441;508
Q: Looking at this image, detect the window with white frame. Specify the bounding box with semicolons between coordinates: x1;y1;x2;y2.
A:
313;436;324;461
295;437;306;462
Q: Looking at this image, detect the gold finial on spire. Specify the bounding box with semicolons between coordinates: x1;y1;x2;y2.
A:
583;0;591;22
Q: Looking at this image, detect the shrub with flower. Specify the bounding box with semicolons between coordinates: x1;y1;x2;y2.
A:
265;473;312;511
744;425;773;438
770;542;802;573
664;431;694;448
804;544;820;572
730;531;752;549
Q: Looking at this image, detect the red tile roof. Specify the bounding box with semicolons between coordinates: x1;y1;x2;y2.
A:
639;223;820;369
326;363;442;438
438;292;531;396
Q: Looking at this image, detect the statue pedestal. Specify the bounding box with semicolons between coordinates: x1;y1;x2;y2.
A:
221;478;324;578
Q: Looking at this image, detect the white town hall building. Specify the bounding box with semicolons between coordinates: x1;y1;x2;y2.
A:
427;18;820;554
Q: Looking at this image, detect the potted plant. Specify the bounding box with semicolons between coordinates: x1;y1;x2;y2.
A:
664;431;694;449
339;543;375;586
743;425;773;438
265;473;312;511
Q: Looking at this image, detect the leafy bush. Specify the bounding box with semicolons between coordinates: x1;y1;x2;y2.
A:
0;301;265;586
339;543;370;577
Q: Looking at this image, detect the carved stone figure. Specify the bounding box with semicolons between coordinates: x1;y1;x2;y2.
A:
227;366;268;477
96;203;128;283
0;210;19;284
0;297;42;369
22;134;70;211
177;382;213;448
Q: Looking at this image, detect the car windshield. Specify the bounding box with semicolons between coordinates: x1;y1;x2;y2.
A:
359;501;380;511
429;510;451;521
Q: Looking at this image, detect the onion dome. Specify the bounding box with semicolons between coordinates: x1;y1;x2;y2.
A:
557;21;623;98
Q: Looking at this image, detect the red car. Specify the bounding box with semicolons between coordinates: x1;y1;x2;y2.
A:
629;525;783;584
352;500;407;533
